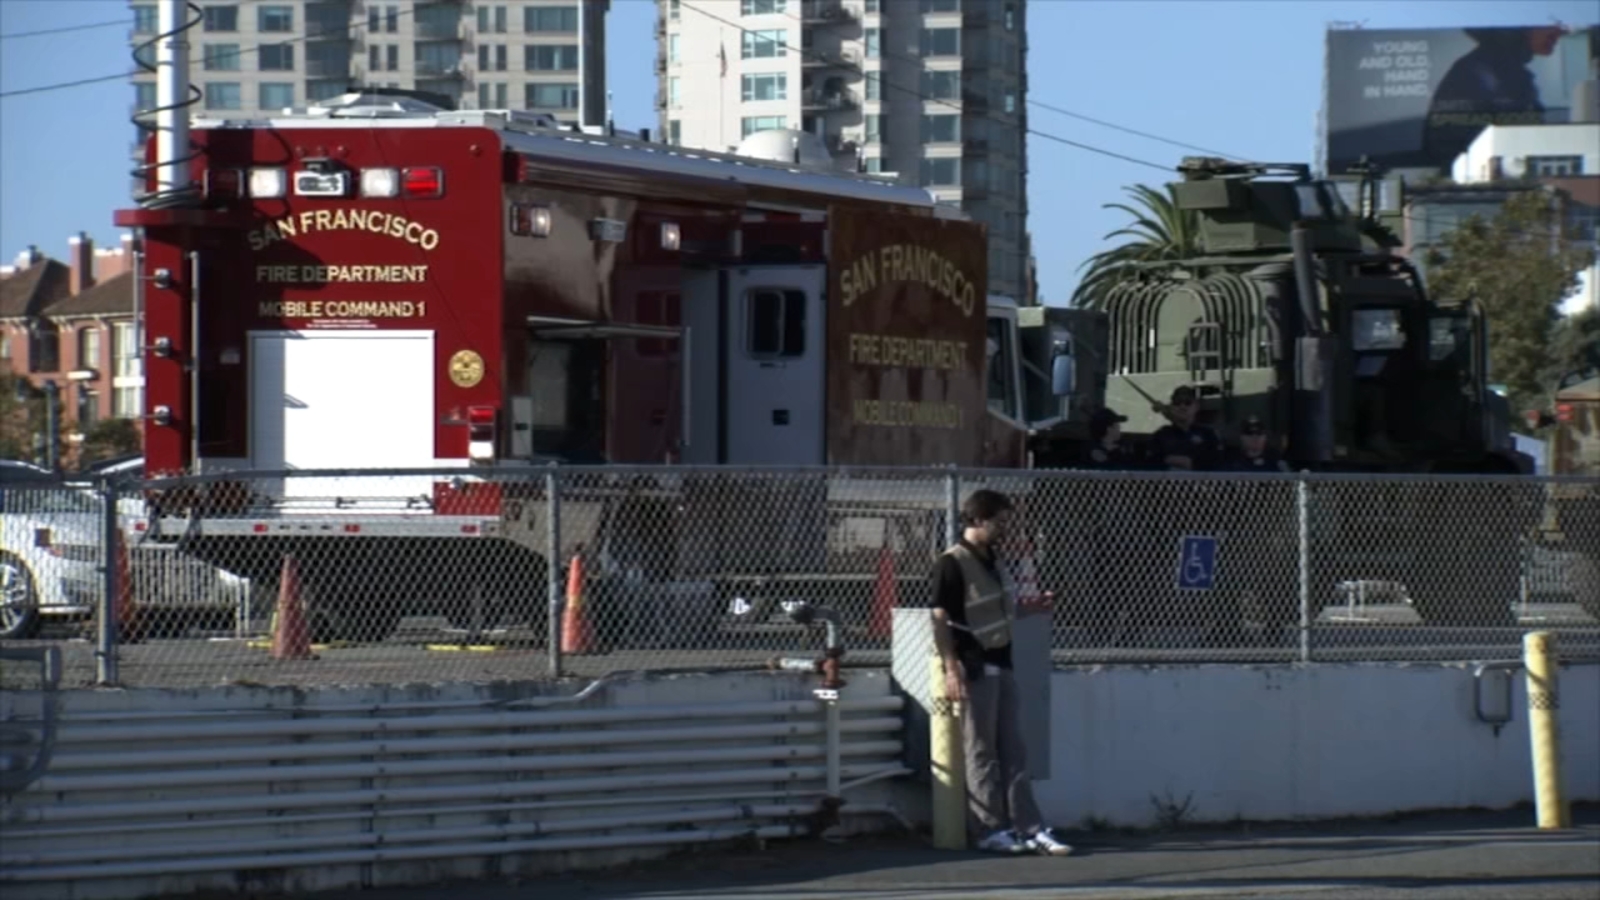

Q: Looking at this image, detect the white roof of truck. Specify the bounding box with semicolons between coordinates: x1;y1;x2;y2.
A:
189;93;959;215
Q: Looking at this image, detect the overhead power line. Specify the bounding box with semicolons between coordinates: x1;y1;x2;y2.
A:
683;1;1170;172
0;0;402;101
0;18;129;41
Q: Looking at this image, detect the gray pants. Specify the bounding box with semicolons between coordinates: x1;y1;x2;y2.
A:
961;665;1042;841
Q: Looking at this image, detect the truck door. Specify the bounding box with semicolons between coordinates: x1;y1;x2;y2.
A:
724;266;827;465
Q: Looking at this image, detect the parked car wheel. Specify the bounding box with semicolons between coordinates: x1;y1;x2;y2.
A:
0;551;42;640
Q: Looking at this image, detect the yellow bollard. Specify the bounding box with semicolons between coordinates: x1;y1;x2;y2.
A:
1523;631;1571;830
929;654;967;850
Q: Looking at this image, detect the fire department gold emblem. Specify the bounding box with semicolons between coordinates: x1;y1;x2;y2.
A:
448;349;485;388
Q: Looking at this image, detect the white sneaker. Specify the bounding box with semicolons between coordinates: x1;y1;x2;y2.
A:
976;829;1028;854
1025;827;1074;857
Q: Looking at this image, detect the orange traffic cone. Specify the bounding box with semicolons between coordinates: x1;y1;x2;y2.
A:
867;538;897;639
560;551;595;655
270;554;315;660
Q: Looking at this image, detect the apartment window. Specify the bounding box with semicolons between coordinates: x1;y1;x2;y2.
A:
921;70;959;99
670;0;680;20
741;0;786;14
864;71;881;101
920;27;959;56
132;5;157;33
112;323;142;419
668;33;680;63
1004;3;1015;30
742;115;787;137
741;29;786;59
865;28;880;59
259;82;294;109
307;80;347;101
477;82;508;108
669;119;682;145
386;6;400;32
865;0;879;11
865;113;885;142
526;6;578;32
669;76;682;107
922;114;959;143
202;44;241;71
259;44;295;71
746;289;806;359
28;323;60;374
368;7;380;31
416;42;463;76
203;5;238;31
920;0;960;11
865;157;883;173
203;82;242;110
525;45;579;71
635;292;682;359
478;45;490;69
1004;91;1016;113
478;5;509;33
78;388;100;429
259;5;293;32
1529;155;1585;177
133;81;157;112
741;72;787;101
921;157;960;185
526;83;579;109
387;45;400;70
77;327;101;374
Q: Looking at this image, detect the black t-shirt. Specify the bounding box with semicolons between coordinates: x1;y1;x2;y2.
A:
1150;423;1223;471
925;539;1013;676
1222;450;1290;473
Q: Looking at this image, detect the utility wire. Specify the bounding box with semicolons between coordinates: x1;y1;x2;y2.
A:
0;18;129;40
770;5;1245;161
0;0;402;100
683;0;1171;172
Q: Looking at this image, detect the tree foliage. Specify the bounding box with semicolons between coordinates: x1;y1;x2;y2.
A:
0;371;44;462
79;418;142;468
1070;183;1201;309
1422;190;1597;412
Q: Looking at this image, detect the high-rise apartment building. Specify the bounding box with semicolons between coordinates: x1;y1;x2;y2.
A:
127;1;608;189
656;0;1029;298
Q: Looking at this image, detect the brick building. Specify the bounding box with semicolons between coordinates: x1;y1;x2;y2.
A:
0;233;141;452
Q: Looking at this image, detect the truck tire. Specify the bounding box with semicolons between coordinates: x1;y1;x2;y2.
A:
0;551;42;640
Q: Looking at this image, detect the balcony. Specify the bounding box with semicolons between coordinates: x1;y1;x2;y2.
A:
963;138;988;155
416;59;469;79
823;134;859;156
962;11;990;28
656;57;668;73
801;88;857;111
306;57;353;78
801;47;859;68
961;89;988;110
801;2;859;25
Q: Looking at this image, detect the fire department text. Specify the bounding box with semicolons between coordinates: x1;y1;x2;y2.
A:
837;243;979;316
257;300;427;318
246;209;442;252
256;264;430;283
848;332;968;370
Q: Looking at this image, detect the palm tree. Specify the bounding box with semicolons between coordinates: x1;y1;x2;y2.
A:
1070;183;1202;309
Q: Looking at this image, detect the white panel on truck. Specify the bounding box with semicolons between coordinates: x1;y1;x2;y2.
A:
250;330;436;505
724;266;826;466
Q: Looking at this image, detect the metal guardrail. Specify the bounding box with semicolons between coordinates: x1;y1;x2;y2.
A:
0;646;62;796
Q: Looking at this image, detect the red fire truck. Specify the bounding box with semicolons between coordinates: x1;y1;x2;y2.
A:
115;91;1085;641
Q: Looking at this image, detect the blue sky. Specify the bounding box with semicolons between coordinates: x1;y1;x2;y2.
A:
2;0;1596;303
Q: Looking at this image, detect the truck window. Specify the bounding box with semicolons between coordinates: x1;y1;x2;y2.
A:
747;288;806;358
986;316;1018;418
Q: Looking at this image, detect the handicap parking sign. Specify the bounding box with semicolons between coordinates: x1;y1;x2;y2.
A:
1176;535;1217;591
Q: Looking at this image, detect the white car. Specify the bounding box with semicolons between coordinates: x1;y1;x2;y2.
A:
0;460;106;639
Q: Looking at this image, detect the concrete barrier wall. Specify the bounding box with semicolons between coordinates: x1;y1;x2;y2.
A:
1035;663;1600;829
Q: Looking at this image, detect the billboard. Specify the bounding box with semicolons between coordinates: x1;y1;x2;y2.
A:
1324;25;1599;175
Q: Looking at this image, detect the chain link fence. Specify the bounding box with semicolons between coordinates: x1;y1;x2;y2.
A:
3;467;1598;689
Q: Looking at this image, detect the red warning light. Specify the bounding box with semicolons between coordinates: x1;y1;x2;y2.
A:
402;167;443;198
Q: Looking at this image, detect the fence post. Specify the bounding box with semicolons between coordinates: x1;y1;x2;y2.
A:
1296;476;1311;664
943;465;960;547
96;478;120;687
545;467;563;679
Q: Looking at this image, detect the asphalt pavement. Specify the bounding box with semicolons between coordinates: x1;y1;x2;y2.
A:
173;806;1600;900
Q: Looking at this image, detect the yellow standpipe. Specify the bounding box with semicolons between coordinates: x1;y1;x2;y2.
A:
930;654;967;850
1523;631;1571;830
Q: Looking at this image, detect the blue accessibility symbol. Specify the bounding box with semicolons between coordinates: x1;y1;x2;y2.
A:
1176;535;1217;592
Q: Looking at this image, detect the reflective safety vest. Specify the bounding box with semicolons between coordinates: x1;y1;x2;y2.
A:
944;543;1013;651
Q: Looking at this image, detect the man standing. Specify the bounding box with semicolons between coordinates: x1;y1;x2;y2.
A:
1149;386;1223;471
925;489;1073;857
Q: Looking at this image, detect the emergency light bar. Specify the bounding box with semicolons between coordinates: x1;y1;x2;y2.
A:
200;166;443;200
